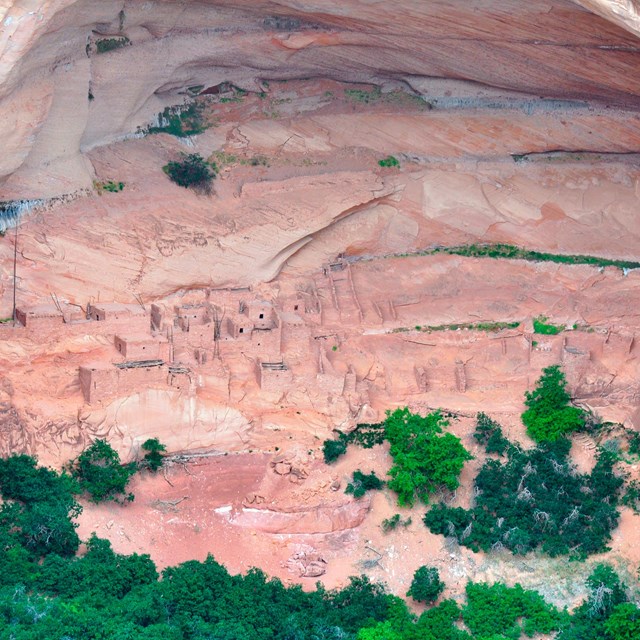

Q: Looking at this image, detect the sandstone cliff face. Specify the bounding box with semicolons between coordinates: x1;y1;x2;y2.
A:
1;0;639;451
2;0;640;198
575;0;640;37
1;0;640;593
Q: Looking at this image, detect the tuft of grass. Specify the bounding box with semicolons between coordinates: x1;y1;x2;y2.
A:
219;87;247;103
381;514;412;533
344;86;428;109
393;321;519;334
210;151;239;168
211;152;270;170
345;87;382;104
434;243;640;271
94;180;124;194
248;155;269;167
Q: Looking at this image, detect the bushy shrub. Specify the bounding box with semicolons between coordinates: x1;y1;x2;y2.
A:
0;459;634;640
437;243;640;270
95;36;130;54
322;422;385;464
558;564;632;640
424;436;623;558
94;180;124;194
347;422;386;448
522;365;585;442
140;438;167;472
378;156;400;168
381;514;412;533
463;581;564;638
163;153;217;192
407;566;444;603
149;103;208;137
621;479;640;513
474;412;510;455
345;470;384;499
605;603;640;640
0;455;81;559
323;437;348;463
533;315;564;334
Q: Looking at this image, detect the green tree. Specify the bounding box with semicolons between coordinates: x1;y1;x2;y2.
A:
584;564;627;620
407;566;445;603
522;365;585;442
71;439;136;503
385;408;472;506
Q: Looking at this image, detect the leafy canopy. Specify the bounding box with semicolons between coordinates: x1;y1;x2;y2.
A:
0;454;635;640
463;581;565;638
385;408;472;506
407;566;445;603
605;603;640;640
522;365;585;442
70;439;136;503
0;455;81;560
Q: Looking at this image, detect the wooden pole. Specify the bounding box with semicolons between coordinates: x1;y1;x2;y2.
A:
12;219;17;326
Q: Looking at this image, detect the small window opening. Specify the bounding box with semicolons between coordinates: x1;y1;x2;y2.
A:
259;313;264;319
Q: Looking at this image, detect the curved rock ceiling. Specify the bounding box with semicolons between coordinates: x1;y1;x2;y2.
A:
1;0;640;197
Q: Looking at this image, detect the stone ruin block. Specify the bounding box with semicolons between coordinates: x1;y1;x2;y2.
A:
414;366;428;392
15;304;64;329
455;361;467;393
258;360;293;392
79;364;118;404
242;300;278;330
114;334;170;361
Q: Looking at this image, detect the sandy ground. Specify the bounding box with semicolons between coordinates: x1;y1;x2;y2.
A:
77;415;640;607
